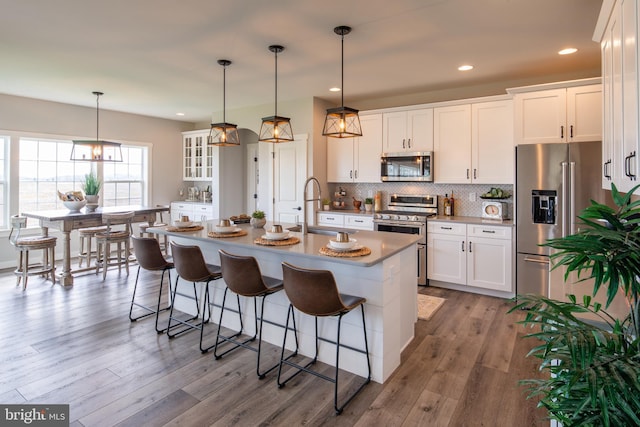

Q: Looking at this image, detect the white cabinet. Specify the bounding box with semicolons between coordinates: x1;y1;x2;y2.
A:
170;202;215;223
182;130;213;181
316;212;345;227
511;83;602;145
327;114;382;183
344;214;374;230
316;212;374;230
428;221;513;293
427;222;467;285
596;0;639;192
434;99;514;184
383;108;433;152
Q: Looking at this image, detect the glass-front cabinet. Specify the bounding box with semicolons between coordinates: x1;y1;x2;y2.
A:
182;130;213;181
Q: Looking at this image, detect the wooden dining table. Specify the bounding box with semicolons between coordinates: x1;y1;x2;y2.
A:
21;205;169;286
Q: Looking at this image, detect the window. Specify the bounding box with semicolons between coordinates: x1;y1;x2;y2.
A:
0;136;7;228
18;138;91;214
102;145;147;207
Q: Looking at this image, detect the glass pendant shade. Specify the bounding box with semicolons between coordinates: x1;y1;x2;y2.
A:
71;91;123;162
259;45;293;143
208;59;240;147
323;26;362;138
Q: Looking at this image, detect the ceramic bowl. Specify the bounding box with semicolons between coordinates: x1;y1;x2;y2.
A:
215;225;236;233
173;220;194;228
329;238;357;250
265;231;289;240
63;200;87;211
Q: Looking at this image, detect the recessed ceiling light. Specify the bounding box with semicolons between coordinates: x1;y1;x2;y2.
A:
558;48;578;55
329;87;341;92
176;112;185;116
458;65;474;71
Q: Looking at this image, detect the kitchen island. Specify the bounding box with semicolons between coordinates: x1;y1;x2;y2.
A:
149;221;420;383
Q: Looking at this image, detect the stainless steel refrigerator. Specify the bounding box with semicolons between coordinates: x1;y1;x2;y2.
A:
515;141;613;297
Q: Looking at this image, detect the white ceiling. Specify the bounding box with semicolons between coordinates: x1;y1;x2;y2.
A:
0;0;603;123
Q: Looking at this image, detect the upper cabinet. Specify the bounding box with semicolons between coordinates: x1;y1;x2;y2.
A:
182;130;213;181
383;108;434;153
595;0;639;192
510;82;602;145
434;99;514;184
327;114;382;183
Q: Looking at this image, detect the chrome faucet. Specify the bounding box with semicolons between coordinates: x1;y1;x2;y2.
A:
301;176;321;234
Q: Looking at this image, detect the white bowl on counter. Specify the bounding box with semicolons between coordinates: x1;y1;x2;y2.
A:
215;225;237;233
173;220;194;228
328;238;357;250
264;231;289;240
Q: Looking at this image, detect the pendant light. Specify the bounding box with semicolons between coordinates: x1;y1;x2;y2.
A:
71;91;123;162
259;45;293;143
322;25;362;138
208;59;240;147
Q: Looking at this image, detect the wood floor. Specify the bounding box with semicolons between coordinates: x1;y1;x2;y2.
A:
0;264;547;426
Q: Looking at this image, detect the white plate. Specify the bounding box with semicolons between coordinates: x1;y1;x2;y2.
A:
263;231;290;240
215;226;241;234
326;243;363;252
173;221;195;228
328;238;357;250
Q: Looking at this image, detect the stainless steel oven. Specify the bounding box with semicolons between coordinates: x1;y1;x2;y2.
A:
373;194;438;286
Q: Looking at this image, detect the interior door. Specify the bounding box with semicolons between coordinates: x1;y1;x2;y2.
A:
273;135;308;225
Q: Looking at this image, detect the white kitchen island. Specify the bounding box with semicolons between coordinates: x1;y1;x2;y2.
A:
149;221;419;384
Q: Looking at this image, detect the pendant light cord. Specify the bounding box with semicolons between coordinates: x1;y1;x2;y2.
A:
274;48;278;117
341;31;345;109
95;92;100;141
223;63;227;123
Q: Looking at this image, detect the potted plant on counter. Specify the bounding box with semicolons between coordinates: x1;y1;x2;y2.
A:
250;210;266;228
510;183;640;426
82;172;101;204
322;198;331;211
364;198;374;212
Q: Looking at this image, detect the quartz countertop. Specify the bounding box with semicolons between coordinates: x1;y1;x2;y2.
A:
149;220;419;267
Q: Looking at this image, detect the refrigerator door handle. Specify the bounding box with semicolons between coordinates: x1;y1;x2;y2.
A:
570;161;576;235
561;161;568;237
523;256;550;265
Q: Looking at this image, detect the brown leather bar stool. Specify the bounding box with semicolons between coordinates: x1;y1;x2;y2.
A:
167;241;221;339
278;262;371;415
95;211;134;280
77;226;108;268
138;205;169;256
130;236;174;333
208;250;298;378
9;215;57;290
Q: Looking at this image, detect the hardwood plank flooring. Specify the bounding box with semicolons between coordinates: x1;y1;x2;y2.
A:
0;264;547;426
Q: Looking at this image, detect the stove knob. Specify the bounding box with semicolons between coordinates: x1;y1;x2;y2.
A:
398;215;408;221
409;215;419;221
382;214;390;220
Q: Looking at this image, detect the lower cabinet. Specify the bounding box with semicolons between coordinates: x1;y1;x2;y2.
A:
316;212;374;230
170;202;215;223
427;221;513;293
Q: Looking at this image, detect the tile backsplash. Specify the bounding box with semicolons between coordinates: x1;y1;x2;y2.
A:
334;182;514;219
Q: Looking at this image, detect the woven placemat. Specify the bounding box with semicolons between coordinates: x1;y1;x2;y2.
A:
165;225;204;232
254;236;300;246
207;230;248;238
319;245;371;257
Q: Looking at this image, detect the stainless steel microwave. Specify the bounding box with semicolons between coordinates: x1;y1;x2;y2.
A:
380;151;433;182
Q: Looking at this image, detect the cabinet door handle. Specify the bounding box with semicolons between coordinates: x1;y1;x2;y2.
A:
560;125;564;139
355;170;358;179
350;170;353;179
407;138;411;148
570;125;574;139
355;219;364;223
604;159;612;179
402;139;406;149
629;151;637;180
473;168;477;179
466;169;470;179
482;230;496;234
461;240;465;252
625;153;631;177
468;241;472;252
440;226;452;230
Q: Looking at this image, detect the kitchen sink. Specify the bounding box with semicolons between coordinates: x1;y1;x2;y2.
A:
286;225;357;236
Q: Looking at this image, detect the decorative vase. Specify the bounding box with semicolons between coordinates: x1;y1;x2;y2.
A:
85;194;99;204
250;217;266;228
323;205;330;211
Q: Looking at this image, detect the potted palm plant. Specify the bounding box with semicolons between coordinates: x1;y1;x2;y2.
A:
82;172;101;204
511;183;640;426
